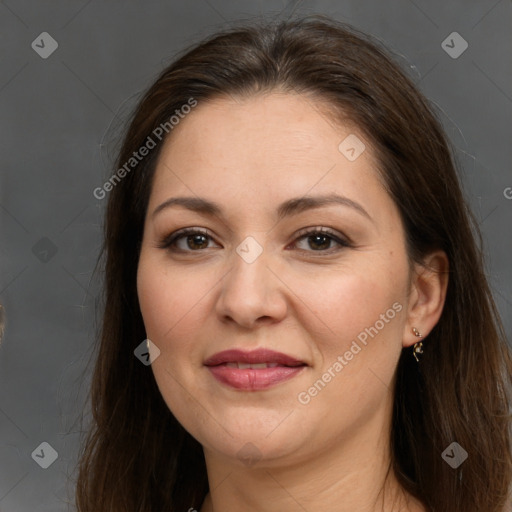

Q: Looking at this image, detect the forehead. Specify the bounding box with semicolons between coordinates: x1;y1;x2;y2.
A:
160;92;362;158
156;93;371;174
147;92;395;225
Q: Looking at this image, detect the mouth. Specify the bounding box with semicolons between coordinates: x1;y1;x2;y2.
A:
204;348;307;367
204;348;307;390
221;362;302;369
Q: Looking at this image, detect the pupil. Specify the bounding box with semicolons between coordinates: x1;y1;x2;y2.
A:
309;234;330;250
188;234;208;249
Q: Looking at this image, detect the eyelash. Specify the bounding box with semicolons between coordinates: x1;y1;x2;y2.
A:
156;226;352;255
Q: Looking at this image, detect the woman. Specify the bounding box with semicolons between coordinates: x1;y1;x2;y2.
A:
75;15;512;512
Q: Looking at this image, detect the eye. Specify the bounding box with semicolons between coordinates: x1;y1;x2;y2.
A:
157;228;220;252
291;227;352;253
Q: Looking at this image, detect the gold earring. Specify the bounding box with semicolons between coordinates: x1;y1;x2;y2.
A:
412;327;423;362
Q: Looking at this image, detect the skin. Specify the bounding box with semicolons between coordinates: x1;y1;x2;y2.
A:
136;92;448;512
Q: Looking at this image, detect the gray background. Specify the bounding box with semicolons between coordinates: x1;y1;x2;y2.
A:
0;1;511;510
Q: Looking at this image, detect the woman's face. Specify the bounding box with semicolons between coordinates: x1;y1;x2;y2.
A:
137;92;413;467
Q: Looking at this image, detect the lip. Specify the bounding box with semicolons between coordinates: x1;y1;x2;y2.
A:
204;348;306;366
204;348;307;391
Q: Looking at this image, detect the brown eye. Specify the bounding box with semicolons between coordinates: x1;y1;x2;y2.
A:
293;227;351;253
305;233;332;250
184;233;210;250
157;228;220;252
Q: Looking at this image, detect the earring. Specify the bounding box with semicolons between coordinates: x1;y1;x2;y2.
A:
412;327;423;362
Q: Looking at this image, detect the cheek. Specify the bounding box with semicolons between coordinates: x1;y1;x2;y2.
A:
304;269;404;346
295;270;404;423
297;263;407;415
137;254;210;341
137;260;172;339
136;255;208;418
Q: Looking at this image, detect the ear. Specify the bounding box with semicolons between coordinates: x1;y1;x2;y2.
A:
403;250;449;348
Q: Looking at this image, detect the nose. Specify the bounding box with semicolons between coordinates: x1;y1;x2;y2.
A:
215;245;288;329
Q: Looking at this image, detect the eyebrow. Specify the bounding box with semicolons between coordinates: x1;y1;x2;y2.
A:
151;193;373;223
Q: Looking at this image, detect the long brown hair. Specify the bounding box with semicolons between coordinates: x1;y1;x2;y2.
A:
75;15;512;511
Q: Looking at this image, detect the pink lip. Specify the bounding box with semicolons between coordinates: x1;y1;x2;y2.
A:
204;348;307;391
204;348;305;366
